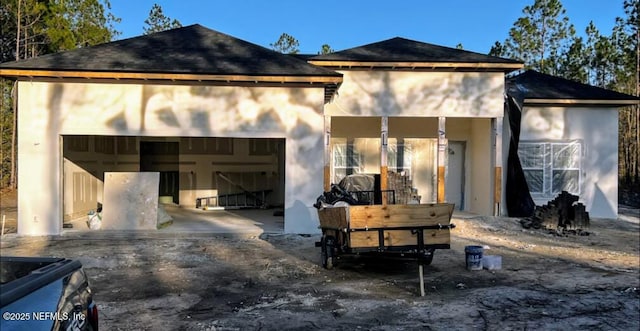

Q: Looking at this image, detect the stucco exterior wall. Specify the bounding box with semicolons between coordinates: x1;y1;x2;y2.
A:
324;71;505;117
17;81;325;235
469;118;494;215
520;106;618;218
323;71;503;215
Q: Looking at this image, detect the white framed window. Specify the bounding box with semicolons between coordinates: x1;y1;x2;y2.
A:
519;141;582;196
520;143;545;194
332;142;362;184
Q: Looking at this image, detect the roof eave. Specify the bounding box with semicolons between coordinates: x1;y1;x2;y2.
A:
524;98;640;107
307;60;523;72
0;68;343;85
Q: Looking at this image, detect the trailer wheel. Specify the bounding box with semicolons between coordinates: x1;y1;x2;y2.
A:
421;248;435;266
321;235;336;270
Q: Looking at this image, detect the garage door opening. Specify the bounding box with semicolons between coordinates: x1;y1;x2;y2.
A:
140;141;179;204
61;135;285;233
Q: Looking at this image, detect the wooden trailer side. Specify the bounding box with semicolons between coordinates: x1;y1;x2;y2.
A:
317;207;349;230
348;204;454;228
348;204;454;248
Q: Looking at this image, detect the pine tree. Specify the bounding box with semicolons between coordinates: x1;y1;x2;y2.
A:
584;21;618;88
143;3;182;35
488;41;505;57
500;0;575;74
617;0;640;186
46;0;120;51
558;36;587;83
270;33;300;54
319;44;334;55
1;0;120;189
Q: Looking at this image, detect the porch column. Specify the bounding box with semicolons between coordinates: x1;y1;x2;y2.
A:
437;117;446;203
380;116;388;205
493;117;503;216
324;115;331;191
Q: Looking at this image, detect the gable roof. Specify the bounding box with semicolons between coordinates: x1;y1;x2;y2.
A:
0;24;342;85
508;70;639;106
308;37;523;71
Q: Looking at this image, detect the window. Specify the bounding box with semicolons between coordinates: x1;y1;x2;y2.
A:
520;144;545;193
332;142;362;183
518;141;581;196
388;141;412;179
551;143;580;194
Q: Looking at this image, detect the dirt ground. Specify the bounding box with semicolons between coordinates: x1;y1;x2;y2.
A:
0;189;639;330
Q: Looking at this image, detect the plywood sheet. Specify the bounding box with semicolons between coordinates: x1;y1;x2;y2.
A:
102;172;160;230
349;203;453;229
318;207;348;229
349;229;450;248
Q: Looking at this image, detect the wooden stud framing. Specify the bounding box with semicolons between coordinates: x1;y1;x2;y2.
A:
493;117;503;216
324;116;332;191
437;117;446;203
380;116;389;204
494;167;502;212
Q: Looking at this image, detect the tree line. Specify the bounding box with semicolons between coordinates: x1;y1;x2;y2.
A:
1;0;638;194
0;1;175;188
488;0;639;189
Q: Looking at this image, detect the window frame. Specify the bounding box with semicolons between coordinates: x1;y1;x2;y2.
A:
332;142;363;183
519;140;582;197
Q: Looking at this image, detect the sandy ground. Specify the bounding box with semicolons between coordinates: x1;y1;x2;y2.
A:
0;189;639;330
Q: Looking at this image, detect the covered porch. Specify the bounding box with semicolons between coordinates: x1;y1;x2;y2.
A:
323;116;504;215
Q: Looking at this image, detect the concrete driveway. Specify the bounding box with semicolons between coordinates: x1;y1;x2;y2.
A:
160;205;284;233
64;204;284;235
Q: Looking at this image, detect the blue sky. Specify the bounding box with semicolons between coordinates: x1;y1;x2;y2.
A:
109;0;626;55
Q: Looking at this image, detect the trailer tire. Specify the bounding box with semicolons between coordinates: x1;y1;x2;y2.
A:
422;248;435;266
321;235;336;270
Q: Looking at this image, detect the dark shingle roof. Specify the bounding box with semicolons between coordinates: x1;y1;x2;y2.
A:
0;24;341;78
310;37;522;65
508;70;639;103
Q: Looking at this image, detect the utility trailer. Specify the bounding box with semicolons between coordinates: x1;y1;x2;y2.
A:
317;203;455;269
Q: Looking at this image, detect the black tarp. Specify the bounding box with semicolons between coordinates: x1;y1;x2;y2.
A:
313;174;380;208
505;92;536;217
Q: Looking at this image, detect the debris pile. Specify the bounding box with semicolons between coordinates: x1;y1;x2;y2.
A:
520;191;590;235
387;171;420;204
314;172;422;209
313;183;360;209
87;207;103;230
